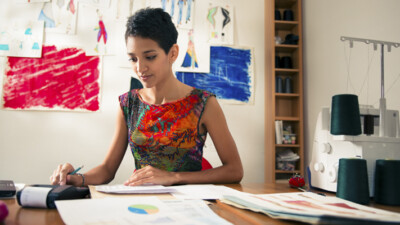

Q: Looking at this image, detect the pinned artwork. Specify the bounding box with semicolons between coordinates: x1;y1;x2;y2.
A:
176;46;254;104
15;0;50;3
50;0;78;34
77;4;115;56
207;2;234;45
79;0;111;8
2;45;101;111
175;29;210;73
38;2;56;29
0;20;44;58
147;0;195;29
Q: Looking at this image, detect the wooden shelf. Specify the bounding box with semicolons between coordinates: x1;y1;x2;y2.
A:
276;170;301;174
275;45;299;54
275;116;300;121
275;68;299;73
276;144;300;148
275;93;300;98
266;0;304;183
275;20;298;30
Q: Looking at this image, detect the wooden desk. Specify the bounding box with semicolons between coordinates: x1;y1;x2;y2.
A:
2;183;400;225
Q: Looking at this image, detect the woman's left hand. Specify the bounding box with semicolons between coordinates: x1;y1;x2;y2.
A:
124;166;178;186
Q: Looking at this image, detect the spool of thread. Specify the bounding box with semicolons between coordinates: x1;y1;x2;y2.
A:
281;56;292;69
275;9;281;20
283;9;294;21
275;56;281;68
374;159;400;205
276;76;283;93
284;77;293;93
336;158;370;205
363;115;374;135
330;94;361;135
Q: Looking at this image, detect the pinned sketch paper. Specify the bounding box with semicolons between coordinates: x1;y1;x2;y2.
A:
175;29;210;73
2;45;101;111
0;20;44;58
79;0;111;8
15;0;50;3
38;2;56;29
147;0;195;29
207;2;234;45
176;46;254;105
77;4;115;56
50;0;78;34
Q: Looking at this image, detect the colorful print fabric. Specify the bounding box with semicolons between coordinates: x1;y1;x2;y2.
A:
119;88;215;172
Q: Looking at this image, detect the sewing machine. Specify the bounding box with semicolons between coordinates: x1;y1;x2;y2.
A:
309;105;400;196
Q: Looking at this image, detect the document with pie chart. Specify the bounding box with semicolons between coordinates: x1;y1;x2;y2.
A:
55;196;231;224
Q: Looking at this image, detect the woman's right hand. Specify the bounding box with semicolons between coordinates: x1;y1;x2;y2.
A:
50;163;76;185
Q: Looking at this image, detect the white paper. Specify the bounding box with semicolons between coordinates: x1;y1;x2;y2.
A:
171;184;244;200
55;196;232;225
20;186;52;208
95;184;176;194
0;20;44;57
222;192;400;224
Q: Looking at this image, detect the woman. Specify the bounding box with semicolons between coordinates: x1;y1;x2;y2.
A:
50;8;243;187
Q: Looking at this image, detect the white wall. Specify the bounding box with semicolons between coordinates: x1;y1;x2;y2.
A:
303;0;400;169
0;0;265;185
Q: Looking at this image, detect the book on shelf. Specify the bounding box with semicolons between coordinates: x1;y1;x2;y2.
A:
275;120;283;144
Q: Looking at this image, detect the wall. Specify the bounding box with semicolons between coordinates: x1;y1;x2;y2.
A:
303;0;400;169
0;0;265;185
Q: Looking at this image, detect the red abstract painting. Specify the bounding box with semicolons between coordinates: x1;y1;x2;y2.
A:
2;45;100;111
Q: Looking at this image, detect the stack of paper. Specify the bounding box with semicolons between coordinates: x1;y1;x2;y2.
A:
222;192;400;224
95;184;176;194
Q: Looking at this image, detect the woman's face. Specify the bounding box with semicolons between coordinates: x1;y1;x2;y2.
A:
126;36;177;88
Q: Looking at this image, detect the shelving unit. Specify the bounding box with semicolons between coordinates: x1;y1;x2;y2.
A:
265;0;304;182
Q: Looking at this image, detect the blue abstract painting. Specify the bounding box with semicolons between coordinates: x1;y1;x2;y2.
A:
176;46;254;104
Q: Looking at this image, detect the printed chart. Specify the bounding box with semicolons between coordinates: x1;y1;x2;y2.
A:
128;204;159;215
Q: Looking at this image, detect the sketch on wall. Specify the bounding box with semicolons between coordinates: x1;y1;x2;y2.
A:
147;0;195;29
0;20;44;58
15;0;50;3
176;45;254;104
49;0;78;35
38;2;56;29
207;2;234;45
79;0;111;8
77;4;114;56
2;45;101;111
175;29;210;73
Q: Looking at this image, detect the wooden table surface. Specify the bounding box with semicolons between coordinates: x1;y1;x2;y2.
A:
2;183;400;225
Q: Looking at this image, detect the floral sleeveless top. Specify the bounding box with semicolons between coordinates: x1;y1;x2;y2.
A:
119;88;215;172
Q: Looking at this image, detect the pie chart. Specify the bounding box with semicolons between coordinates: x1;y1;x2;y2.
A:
128;204;159;214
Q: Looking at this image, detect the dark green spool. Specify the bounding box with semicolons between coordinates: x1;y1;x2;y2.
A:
330;94;361;135
336;158;370;205
374;159;400;205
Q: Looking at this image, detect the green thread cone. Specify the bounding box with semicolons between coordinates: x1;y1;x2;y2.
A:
336;158;370;205
374;159;400;205
331;94;361;135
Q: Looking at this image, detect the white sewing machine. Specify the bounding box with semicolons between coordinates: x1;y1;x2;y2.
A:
309;105;400;196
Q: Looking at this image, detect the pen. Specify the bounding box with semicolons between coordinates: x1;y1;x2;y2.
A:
69;165;84;175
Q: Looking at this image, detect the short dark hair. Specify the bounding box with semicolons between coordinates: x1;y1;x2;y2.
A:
125;8;178;54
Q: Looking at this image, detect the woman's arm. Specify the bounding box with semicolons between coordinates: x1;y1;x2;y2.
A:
50;108;129;186
124;96;243;186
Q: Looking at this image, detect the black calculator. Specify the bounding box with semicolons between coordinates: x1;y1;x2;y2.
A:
0;180;16;197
